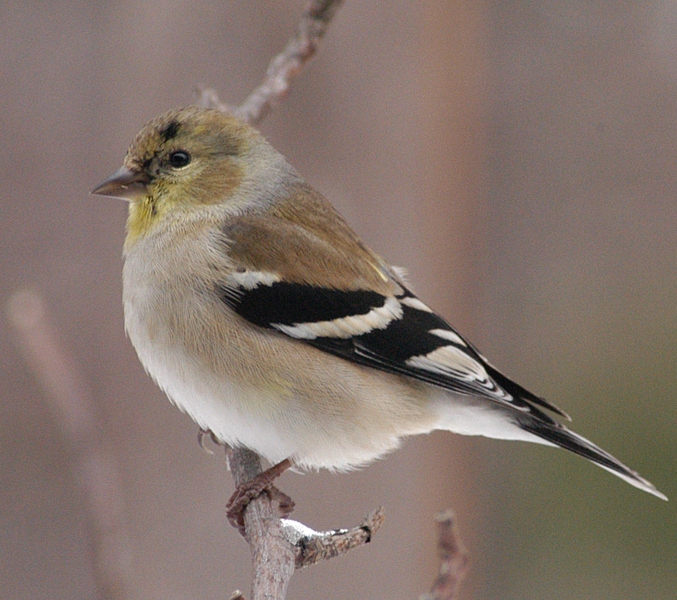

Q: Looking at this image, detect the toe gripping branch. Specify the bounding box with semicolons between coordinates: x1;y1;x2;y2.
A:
226;458;295;536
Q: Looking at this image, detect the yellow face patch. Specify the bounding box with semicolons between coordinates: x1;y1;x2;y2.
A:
125;197;158;247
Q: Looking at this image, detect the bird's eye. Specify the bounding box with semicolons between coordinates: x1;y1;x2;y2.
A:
168;150;191;168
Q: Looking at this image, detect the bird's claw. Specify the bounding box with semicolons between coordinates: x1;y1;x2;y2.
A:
226;458;295;537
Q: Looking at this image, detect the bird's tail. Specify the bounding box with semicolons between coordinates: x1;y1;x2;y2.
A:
518;416;667;500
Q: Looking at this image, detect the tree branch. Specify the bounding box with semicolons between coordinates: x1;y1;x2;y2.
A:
199;0;344;125
226;447;296;600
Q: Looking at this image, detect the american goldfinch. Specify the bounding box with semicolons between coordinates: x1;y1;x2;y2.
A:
93;106;665;501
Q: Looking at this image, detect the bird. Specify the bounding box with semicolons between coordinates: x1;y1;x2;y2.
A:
93;105;665;504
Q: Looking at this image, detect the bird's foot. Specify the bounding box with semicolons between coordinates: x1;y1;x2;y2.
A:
226;458;295;537
198;428;222;454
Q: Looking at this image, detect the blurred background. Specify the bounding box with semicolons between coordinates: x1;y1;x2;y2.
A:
1;1;675;599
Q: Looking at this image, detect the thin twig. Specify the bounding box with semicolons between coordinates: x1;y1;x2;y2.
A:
199;0;344;125
420;511;469;600
6;289;133;600
285;506;386;569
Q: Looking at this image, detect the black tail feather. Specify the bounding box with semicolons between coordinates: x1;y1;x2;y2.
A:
518;416;667;500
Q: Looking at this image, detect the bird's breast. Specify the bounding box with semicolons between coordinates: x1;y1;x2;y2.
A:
121;224;440;469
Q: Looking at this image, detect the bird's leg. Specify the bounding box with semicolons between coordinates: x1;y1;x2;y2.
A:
226;457;295;537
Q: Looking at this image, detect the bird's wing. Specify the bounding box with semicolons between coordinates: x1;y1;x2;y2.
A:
217;213;567;422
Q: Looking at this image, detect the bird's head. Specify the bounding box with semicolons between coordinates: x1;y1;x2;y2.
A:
93;106;275;242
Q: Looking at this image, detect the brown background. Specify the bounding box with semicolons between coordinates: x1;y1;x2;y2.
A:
1;1;675;599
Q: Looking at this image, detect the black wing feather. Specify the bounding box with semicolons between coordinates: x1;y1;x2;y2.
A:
218;279;561;419
219;281;385;328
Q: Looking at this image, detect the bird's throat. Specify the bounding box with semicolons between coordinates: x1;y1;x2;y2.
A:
125;197;158;247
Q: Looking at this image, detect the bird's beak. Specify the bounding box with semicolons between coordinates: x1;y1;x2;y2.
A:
92;166;150;201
